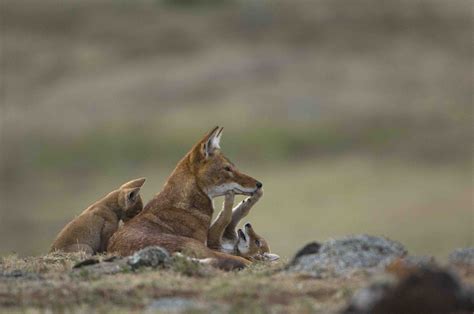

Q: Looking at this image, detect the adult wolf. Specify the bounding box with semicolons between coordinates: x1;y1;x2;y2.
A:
108;126;262;270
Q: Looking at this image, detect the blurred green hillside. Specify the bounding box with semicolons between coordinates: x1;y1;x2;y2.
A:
1;0;472;259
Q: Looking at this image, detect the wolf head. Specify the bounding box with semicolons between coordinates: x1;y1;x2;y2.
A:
189;126;262;198
118;177;146;221
235;223;280;261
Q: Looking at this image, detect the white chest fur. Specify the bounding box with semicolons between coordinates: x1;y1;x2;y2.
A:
220;241;236;254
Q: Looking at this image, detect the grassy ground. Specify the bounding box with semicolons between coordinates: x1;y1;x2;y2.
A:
0;253;361;313
1;252;473;313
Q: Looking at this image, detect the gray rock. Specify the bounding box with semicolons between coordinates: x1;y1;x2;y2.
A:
72;258;130;275
449;248;474;266
127;246;170;269
0;270;43;281
70;247;171;275
73;258;101;269
401;255;436;267
288;234;407;277
146;297;200;313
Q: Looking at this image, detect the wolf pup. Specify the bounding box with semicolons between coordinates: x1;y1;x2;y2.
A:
50;178;146;254
207;190;279;261
108;126;262;270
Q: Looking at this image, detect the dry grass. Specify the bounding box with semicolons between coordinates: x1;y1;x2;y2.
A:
0;253;372;313
1;253;473;313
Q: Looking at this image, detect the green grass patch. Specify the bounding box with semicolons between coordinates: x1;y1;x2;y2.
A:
19;123;412;174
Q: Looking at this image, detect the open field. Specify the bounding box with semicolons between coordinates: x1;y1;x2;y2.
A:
0;0;474;258
1;156;471;260
0;2;472;312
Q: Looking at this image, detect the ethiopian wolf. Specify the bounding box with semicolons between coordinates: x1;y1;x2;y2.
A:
107;126;262;270
207;190;279;261
50;178;145;254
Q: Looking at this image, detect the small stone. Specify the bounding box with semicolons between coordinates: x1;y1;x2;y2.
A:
145;297;200;313
5;270;25;278
71;258;129;275
73;258;100;269
127;246;170;269
288;234;407;277
1;270;43;281
402;255;436;267
449;248;474;266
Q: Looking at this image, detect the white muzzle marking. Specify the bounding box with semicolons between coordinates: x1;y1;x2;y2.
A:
207;183;256;198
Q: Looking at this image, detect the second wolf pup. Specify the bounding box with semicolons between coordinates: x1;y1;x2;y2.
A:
50;178;146;255
207;190;279;261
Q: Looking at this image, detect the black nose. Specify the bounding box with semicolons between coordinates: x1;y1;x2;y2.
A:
256;181;263;189
245;222;252;228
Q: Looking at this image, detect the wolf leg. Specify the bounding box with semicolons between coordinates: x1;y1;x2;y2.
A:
207;192;234;249
222;189;263;241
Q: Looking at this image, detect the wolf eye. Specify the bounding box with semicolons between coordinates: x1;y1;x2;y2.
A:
255;239;261;247
224;166;232;172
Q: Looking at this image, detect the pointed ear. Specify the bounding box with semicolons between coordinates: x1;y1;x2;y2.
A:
189;126;224;164
120;177;146;189
202;126;223;158
124;187;141;204
262;253;280;261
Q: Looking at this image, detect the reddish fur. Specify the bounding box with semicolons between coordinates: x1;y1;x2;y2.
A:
108;127;260;270
50;178;145;254
244;224;273;261
208;190;275;261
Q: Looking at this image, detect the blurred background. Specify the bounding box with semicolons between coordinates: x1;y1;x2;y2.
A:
0;0;472;260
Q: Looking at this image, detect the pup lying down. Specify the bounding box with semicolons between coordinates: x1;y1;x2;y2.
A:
207;189;280;262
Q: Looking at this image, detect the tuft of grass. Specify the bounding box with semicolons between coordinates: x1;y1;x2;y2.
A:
1;252;89;274
170;254;212;277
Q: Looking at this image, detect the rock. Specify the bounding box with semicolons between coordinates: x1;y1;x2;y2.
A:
0;270;43;281
3;270;28;278
342;267;474;314
288;235;407;277
71;247;171;275
401;255;436;267
449;248;474;266
290;241;321;265
145;297;201;313
127;246;170;269
72;258;130;275
73;258;101;269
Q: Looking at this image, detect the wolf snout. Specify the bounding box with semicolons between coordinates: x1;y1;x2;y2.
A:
256;181;263;189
